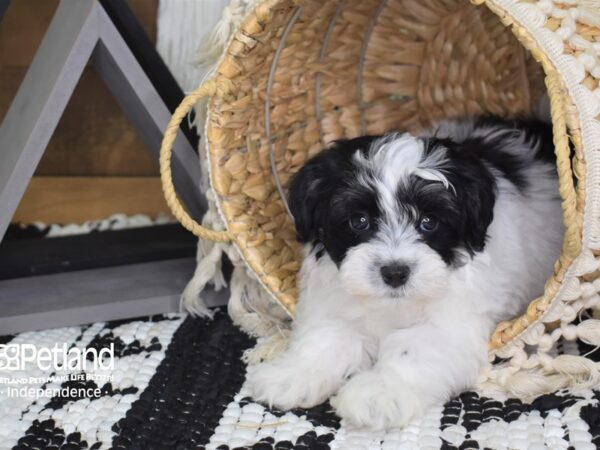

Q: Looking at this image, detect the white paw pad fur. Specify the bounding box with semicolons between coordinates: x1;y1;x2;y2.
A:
246;361;335;410
331;371;423;430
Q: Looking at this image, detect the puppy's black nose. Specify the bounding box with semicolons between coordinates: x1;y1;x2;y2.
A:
380;263;410;288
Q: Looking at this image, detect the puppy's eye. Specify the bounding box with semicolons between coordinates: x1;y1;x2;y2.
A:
349;213;370;232
419;216;438;233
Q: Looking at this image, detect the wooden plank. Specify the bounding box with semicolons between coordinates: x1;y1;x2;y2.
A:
113;0;158;43
35;68;162;177
0;258;228;334
0;0;58;68
12;176;172;224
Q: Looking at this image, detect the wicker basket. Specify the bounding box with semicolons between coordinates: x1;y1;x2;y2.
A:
160;0;600;393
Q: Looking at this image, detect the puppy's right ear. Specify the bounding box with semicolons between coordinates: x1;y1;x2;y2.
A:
287;149;339;243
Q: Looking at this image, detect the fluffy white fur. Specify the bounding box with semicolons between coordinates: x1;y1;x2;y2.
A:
246;121;564;429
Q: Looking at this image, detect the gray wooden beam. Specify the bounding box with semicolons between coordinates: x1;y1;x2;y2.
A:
0;258;228;335
0;0;98;240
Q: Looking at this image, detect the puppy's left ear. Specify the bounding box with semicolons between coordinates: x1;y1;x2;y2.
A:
446;151;496;253
287;148;342;243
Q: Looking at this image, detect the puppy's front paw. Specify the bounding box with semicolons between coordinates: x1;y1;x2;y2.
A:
331;371;423;429
246;360;336;410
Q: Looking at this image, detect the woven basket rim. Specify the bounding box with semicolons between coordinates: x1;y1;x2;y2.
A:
481;0;585;351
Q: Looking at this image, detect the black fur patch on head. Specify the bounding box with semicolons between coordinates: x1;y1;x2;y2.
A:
474;116;555;164
455;116;556;191
417;139;497;262
287;136;381;265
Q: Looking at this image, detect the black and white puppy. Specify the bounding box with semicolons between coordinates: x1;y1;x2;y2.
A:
246;116;564;429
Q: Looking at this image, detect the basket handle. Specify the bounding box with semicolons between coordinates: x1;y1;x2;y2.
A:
160;80;232;243
546;71;581;259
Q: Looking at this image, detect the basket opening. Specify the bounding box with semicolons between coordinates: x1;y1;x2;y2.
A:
207;0;582;351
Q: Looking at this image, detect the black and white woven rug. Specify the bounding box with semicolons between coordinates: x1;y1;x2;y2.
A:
1;309;600;450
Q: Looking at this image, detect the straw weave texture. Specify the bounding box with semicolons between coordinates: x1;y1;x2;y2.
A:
206;0;547;313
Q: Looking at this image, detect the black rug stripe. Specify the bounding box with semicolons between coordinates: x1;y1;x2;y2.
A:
0;333;15;345
9;315;180;450
109;309;255;450
13;419;92;450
